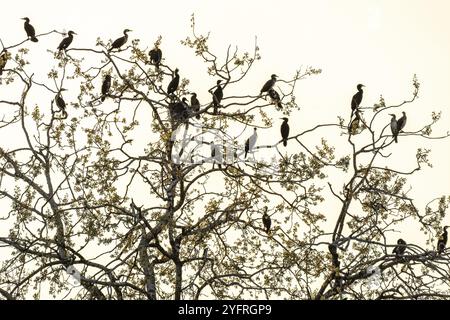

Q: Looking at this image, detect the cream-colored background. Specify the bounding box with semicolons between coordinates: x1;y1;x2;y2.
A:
1;0;450;286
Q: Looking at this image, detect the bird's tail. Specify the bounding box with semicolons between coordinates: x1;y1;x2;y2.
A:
101;96;106;102
283;139;287;147
394;135;398;143
245;151;248;159
31;37;38;42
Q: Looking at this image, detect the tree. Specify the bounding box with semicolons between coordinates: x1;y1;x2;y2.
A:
0;15;449;300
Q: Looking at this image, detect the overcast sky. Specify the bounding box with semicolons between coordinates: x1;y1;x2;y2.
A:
1;0;450;235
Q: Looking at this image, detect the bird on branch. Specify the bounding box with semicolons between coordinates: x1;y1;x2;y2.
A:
108;29;132;52
167;68;180;95
57;31;76;51
244;128;257;159
260;74;277;95
280;117;290;147
22;17;38;42
392;238;407;257
437;226;448;254
101;74;112;102
351;84;364;113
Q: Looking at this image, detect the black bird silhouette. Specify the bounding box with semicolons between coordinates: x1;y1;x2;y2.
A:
55;89;68;117
280;117;290;147
268;88;282;110
109;29;132;52
328;243;340;267
437;226;449;254
392;238;407;257
22;18;38;42
0;50;9;75
149;47;162;68
397;111;407;132
101;74;112;102
262;207;271;234
191;93;201;119
211;80;223;114
169;98;188;121
167;68;180;95
58;31;76;51
260;74;277;94
244;128;257;159
351;84;365;112
390;114;399;143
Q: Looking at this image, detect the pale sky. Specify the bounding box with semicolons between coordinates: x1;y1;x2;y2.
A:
1;0;450;272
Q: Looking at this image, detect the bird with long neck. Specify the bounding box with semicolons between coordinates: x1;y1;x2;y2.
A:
109;29;132;52
244;128;257;159
390;114;399;143
190;93;201;119
397;111;407;131
260;74;277;94
351;84;365;112
280;117;290;147
167;68;180;95
211;80;223;114
55;88;68;117
58;31;76;51
22;17;38;42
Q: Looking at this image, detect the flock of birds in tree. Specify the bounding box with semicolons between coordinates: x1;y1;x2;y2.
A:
1;18;448;258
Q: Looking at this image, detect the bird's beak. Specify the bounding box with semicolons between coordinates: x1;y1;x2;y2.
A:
21;18;26;20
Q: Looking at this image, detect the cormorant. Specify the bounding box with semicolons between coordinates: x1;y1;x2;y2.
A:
167;68;180;95
349;111;361;135
169;98;188;121
262;207;271;234
55;89;68;117
108;29;132;52
210;143;222;168
437;226;448;254
390;114;399;143
22;18;38;42
149;47;162;68
268;88;282;110
392;238;407;257
244;128;257;159
211;80;223;114
351;84;365;112
0;50;9;76
397;111;407;132
280;117;289;147
57;31;76;51
101;74;112;102
260;74;277;94
191;93;200;119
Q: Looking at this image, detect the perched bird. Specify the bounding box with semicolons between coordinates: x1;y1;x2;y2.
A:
280;117;290;147
268;88;282;110
22;17;38;42
244;128;257;159
57;31;76;51
262;208;271;234
211;80;223;114
390;114;399;143
149;47;162;68
108;29;132;52
349;111;361;135
190;93;201;119
210;143;222;169
260;74;277;94
351;84;365;112
0;50;10;76
101;74;112;102
167;68;180;95
397;111;407;132
437;226;449;254
392;239;407;257
169;99;188;121
55;89;68;117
